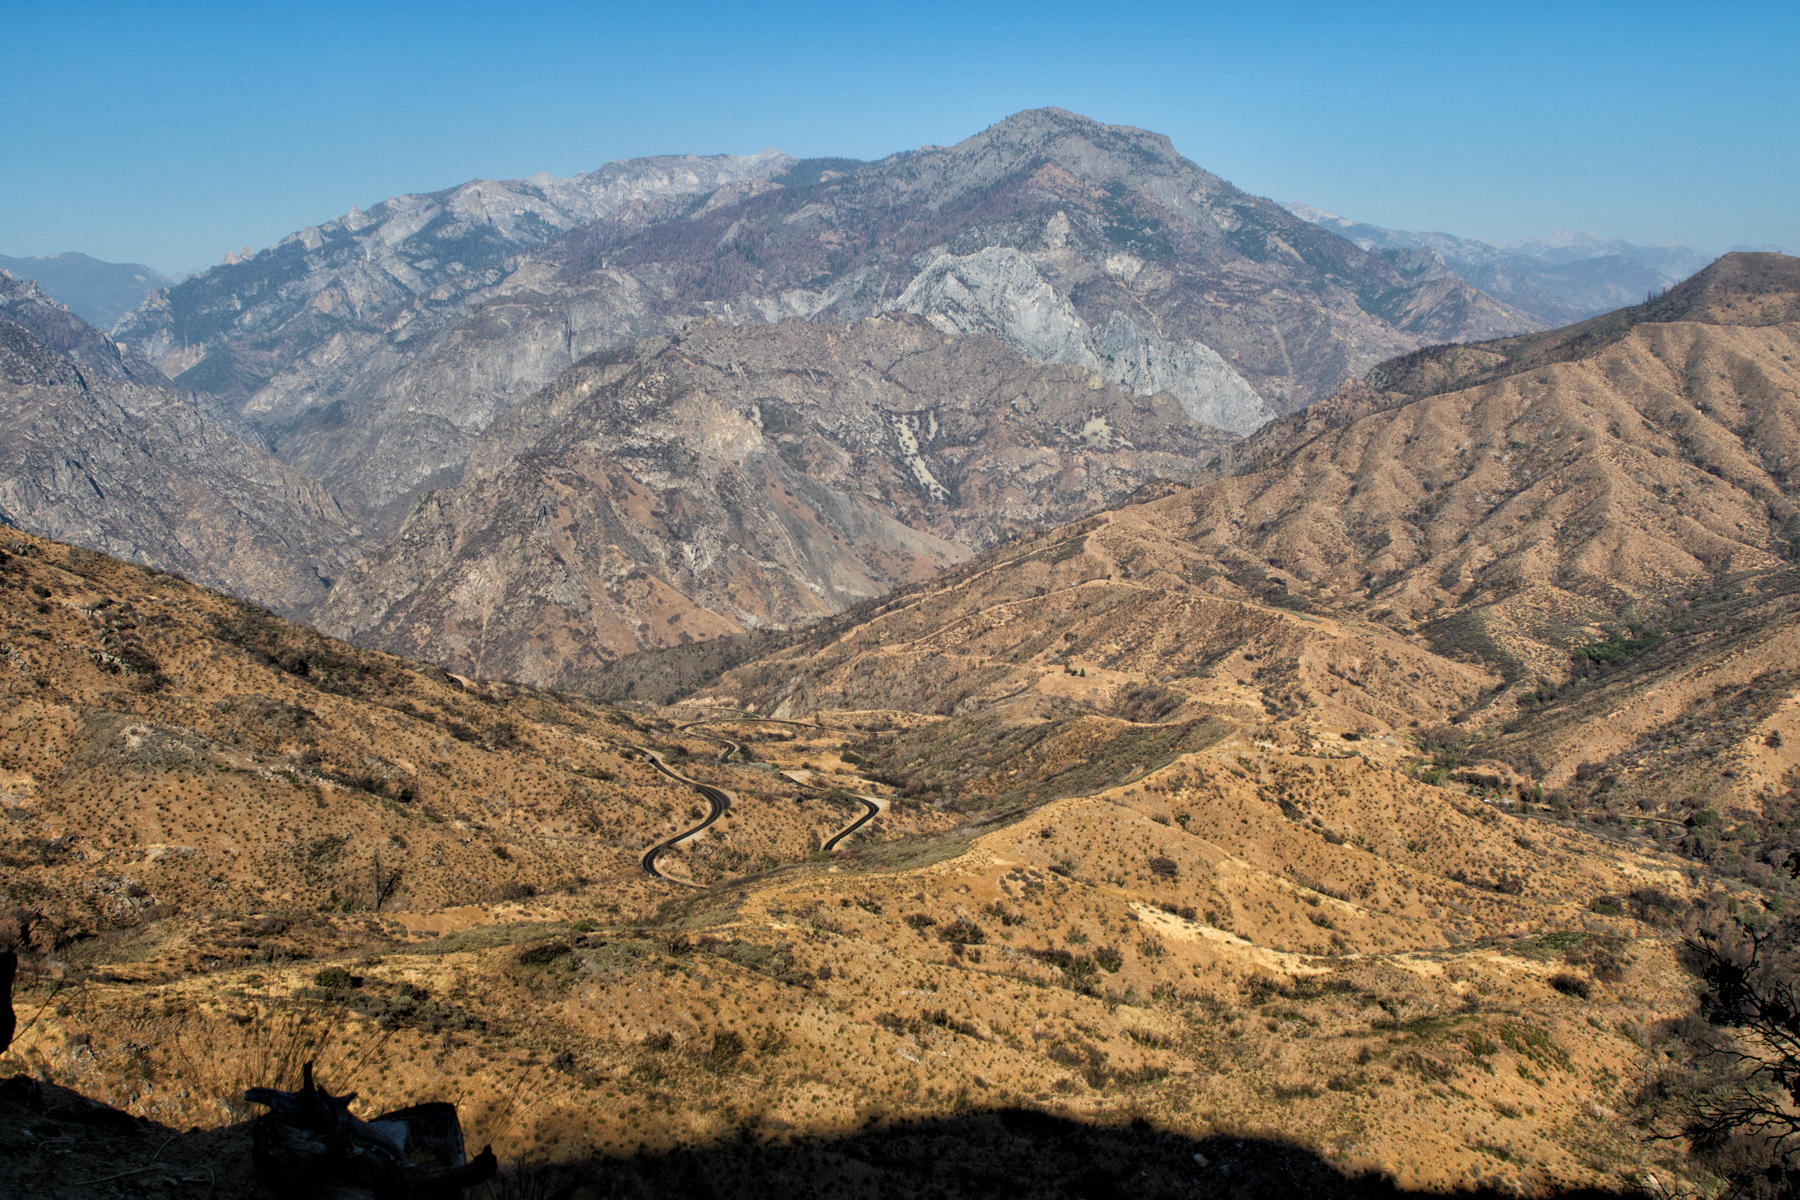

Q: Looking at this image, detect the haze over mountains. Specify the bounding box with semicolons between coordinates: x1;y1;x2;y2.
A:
0;251;171;328
107;109;1531;528
1283;202;1715;327
4;99;1800;1197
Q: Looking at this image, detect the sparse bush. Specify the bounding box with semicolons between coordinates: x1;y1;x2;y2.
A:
312;966;357;992
701;1030;745;1072
1548;972;1592;999
937;917;986;946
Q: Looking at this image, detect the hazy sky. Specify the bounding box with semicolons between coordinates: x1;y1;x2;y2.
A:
4;0;1795;276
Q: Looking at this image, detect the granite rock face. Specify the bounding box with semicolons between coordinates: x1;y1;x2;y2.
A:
891;245;1272;431
315;314;1236;687
115;110;1533;534
0;276;357;609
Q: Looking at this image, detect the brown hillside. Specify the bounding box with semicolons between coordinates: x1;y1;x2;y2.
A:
698;302;1800;739
666;259;1800;899
1370;252;1800;400
0;527;1724;1196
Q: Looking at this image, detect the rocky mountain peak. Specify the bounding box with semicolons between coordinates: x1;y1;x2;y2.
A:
98;110;1538;560
973;106;1177;156
921;107;1217;209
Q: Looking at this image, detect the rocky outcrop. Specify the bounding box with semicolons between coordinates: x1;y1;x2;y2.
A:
316;315;1236;687
0;279;358;610
114;110;1534;534
893;247;1275;433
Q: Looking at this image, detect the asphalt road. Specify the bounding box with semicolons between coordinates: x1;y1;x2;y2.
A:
638;750;733;883
820;793;886;852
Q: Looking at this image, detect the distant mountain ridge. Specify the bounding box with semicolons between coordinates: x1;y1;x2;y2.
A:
111;109;1535;532
0;252;171;328
113;151;796;525
0;274;164;385
1282;201;1712;326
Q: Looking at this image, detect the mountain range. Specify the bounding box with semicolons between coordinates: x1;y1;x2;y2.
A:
0;108;1558;666
109;109;1532;534
8;255;1799;1197
1282;202;1714;327
2;101;1798;1197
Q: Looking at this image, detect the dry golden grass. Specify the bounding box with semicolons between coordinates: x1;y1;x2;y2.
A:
0;523;1757;1196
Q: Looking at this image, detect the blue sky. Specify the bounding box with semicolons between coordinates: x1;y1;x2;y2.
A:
4;0;1795;276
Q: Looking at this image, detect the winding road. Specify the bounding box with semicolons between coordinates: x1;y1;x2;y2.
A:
638;714;889;883
676;721;746;763
637;750;735;885
820;792;888;852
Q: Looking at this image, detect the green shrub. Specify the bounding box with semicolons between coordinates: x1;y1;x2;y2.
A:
313;966;357;992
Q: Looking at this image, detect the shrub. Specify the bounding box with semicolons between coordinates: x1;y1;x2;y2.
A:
701;1031;744;1072
938;917;986;946
1547;972;1592;999
515;941;572;967
313;966;357;992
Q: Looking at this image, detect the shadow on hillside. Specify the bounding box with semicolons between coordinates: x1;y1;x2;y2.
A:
1;1075;1647;1200
546;1108;1645;1200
